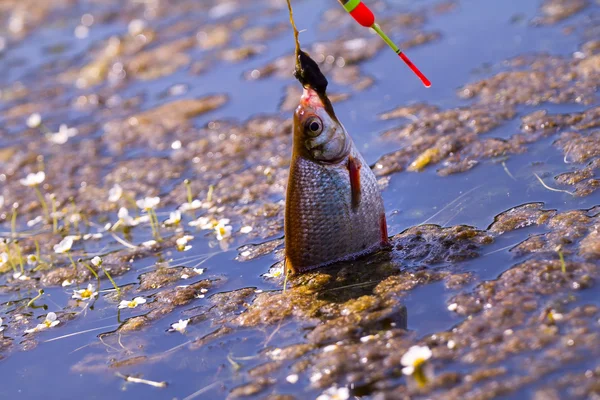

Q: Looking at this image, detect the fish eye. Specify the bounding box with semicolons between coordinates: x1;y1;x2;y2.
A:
305;117;323;137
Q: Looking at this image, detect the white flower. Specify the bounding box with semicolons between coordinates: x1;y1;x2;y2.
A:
69;213;82;224
179;199;202;212
316;386;350;400
188;216;213;229
264;266;283;279
108;184;123;202
136;196;160;210
24;312;60;334
83;233;103;240
26;113;42;128
27;216;43;227
176;235;193;251
20;171;45;187
0;252;8;267
62;279;74;287
401;345;432;375
48;124;78;144
13;272;30;281
170;319;189;333
128;19;146;36
72;284;97;300
286;374;298;384
164;210;182;226
240;226;253;234
91;256;102;267
214;219;232;241
118;297;146;309
53;236;74;253
116;207;140;227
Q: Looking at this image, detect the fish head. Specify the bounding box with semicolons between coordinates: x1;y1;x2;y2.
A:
293;88;351;164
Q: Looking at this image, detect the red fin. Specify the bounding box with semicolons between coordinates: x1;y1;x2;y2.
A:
347;156;361;209
380;213;390;246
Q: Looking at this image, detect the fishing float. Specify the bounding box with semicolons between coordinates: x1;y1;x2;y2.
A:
337;0;431;88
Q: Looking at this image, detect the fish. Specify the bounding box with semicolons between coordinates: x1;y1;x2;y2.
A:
285;54;388;273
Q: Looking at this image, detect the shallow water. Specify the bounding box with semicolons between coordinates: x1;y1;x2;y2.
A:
0;0;599;399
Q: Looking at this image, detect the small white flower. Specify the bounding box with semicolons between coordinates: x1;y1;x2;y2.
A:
136;196;160;210
118;297;146;309
286;374;299;384
170;319;189;333
316;386;350;400
69;213;82;224
48;124;78;144
401;345;432;376
214;219;232;241
108;184;123;202
26;113;42;128
264;266;283;279
164;210;182;226
179;199;202;212
128;19;146;36
27;215;43;227
20;171;45;187
117;207;137;227
24;312;60;334
188;216;213;229
0;252;8;267
53;237;74;254
83;233;103;240
62;279;74;287
13;272;30;281
91;256;102;267
72;283;98;300
176;235;194;251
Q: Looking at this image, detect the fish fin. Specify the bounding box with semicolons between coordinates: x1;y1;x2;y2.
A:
380;213;390;246
284;255;297;276
347;156;361;210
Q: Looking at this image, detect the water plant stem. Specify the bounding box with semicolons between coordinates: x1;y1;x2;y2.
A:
14;242;25;275
50;195;58;233
33;186;50;221
11;207;17;239
26;289;44;307
101;265;121;296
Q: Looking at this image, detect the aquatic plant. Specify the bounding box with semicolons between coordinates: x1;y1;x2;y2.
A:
401;345;433;387
54;236;77;271
24;312;60;334
72;284;98;301
136;196;162;240
176;235;193;251
169;319;189;333
20;171;49;222
118;297;146;309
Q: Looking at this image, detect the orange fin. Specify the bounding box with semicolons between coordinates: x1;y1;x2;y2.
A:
380;213;390;246
284;255;297;276
347;156;361;209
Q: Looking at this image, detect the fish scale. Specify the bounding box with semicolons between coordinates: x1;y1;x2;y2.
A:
285;142;385;272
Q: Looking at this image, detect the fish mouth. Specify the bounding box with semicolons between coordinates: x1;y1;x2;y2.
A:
300;87;323;109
